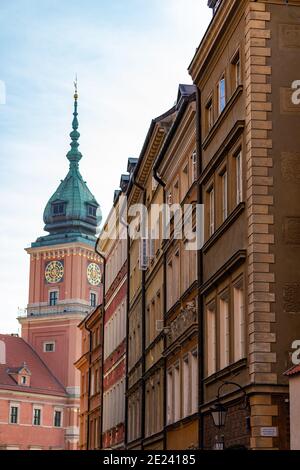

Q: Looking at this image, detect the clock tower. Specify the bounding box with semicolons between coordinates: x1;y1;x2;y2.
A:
18;87;102;449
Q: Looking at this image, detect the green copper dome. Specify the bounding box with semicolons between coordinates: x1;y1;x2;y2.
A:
32;91;101;248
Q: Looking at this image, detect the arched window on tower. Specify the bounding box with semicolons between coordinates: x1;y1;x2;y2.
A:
87;204;97;219
52;202;66;216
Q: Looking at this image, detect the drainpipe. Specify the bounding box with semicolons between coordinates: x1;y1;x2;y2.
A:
132;177;146;449
195;86;204;450
84;322;92;450
124;223;130;448
153;168;167;449
95;241;106;450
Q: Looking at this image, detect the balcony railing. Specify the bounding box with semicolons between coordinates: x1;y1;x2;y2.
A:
17;304;94;318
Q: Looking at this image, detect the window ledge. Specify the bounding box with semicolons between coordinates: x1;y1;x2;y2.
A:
203;85;243;150
202;202;245;254
165;412;198;432
204;358;247;386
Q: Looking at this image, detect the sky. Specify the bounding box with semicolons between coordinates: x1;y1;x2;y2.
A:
0;0;211;334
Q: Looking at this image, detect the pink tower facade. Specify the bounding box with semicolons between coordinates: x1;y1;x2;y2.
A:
19;243;102;449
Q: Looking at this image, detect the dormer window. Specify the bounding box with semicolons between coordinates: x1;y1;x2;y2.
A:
87;204;97;218
52;203;66;216
208;0;222;14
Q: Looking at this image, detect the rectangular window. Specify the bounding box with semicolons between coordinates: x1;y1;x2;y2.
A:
219;296;230;369
174;363;180;422
167;369;173;425
218;76;226;114
206;98;213;132
87;205;97;218
44;342;55;352
221;171;228;222
234;281;246;361
183;355;190;418
191;349;198;414
49;291;58;306
33;408;41;426
173;179;179;204
181;162;189;200
207;305;216;376
10;406;18;424
209;188;215;236
232;51;241;89
52;203;65;216
174;250;180;304
54;410;62;428
235;151;243;204
90;292;96;307
192;151;197;182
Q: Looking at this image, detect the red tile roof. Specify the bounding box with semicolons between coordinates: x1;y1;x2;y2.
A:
0;334;67;397
284;364;300;377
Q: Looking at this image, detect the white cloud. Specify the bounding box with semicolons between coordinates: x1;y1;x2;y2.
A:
0;0;211;333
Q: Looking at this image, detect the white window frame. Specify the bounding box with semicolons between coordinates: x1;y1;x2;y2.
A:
9;403;20;425
219;293;230;370
235;151;243;204
167;368;173;425
53;408;63;428
191;349;198;414
232;49;241;89
183;355;190;418
206;97;213;132
209;187;215;236
221;171;228;222
43;341;55;353
32;406;42;426
90;291;97;308
192;150;197;182
21;376;27;385
218;75;226;114
49;289;59;306
207;304;217;376
233;278;246;361
173;362;181;423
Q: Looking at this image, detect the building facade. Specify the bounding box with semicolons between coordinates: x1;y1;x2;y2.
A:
153;85;199;449
285;364;300;450
188;0;300;450
81;0;300;451
125;107;177;450
75;305;103;450
97;167;131;449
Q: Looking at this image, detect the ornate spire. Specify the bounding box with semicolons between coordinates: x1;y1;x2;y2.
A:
66;77;82;168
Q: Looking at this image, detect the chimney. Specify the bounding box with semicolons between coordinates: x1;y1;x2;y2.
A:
0;340;6;365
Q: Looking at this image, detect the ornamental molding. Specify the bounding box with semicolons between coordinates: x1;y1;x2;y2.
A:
166;300;197;347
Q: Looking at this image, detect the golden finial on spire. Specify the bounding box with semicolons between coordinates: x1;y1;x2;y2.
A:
74;74;78;101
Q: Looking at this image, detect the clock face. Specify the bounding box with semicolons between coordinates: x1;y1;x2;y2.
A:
45;261;64;284
87;263;101;286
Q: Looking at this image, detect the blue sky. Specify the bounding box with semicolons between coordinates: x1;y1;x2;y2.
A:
0;0;211;333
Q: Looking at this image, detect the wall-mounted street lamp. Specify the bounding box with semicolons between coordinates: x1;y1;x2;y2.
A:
210;381;249;450
210;402;227;428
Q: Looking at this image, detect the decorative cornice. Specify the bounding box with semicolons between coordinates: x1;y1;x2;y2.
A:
200;249;247;295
